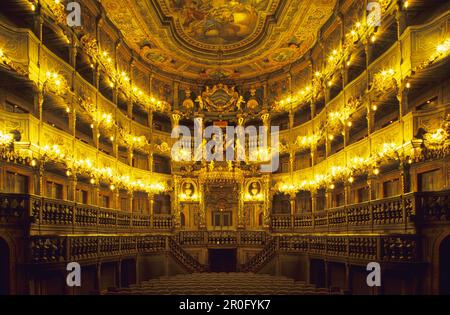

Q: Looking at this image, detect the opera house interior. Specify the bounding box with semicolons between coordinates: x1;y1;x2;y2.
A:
0;0;449;296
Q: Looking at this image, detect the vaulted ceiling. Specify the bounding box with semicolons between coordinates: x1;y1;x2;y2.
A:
101;0;337;81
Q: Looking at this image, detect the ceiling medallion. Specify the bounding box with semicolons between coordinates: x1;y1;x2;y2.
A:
203;68;237;80
140;46;172;66
101;0;338;79
159;0;279;51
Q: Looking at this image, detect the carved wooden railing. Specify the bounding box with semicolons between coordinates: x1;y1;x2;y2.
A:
239;237;278;272
176;230;267;247
270;191;448;232
240;234;420;272
29;233;207;272
152;214;173;230
168;237;208;273
413;191;450;223
30;235;167;264
0;193;173;232
279;235;419;262
0;193;40;224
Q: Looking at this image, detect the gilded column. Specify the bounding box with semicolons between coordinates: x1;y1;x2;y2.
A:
344;183;352;206
68;174;77;202
238;180;245;229
128;190;134;213
263;175;271;229
311;189;317;214
173;176;181;228
326;187;333;210
198;178;206;230
148;193;155;227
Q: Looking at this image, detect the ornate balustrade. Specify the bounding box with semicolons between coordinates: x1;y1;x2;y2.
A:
413;191;450;223
30;235;167;264
0;193;40;225
176;230;267;247
239;237;278;272
271;191;450;232
30;233;207;273
152;214;173;230
168;237;208;272
0;193;173;232
241;234;420;272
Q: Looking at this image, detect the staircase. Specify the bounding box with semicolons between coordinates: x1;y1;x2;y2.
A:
168;237;209;272
108;272;337;295
240;237;278;272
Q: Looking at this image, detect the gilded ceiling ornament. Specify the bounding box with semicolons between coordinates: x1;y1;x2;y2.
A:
101;0;337;79
246;89;259;111
140;46;172;66
200;84;242;113
182;89;194;111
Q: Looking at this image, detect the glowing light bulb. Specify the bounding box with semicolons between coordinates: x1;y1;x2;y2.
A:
373;168;380;175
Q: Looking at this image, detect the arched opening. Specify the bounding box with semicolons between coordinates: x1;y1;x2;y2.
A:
310;259;326;288
0;238;10;294
121;259;137;288
439;236;450;294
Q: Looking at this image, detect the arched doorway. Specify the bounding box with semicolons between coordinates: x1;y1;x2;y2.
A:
0;238;10;294
439;236;450;294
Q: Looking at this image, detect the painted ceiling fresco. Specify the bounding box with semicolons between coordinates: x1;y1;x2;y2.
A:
101;0;337;80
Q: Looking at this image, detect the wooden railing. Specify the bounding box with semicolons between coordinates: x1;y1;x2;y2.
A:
239;237;278;272
279;234;419;262
168;237;208;273
175;231;268;247
270;191;446;232
0;193;173;232
413;190;450;223
29;234;206;272
30;235;167;264
0;193;39;224
240;234;420;272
